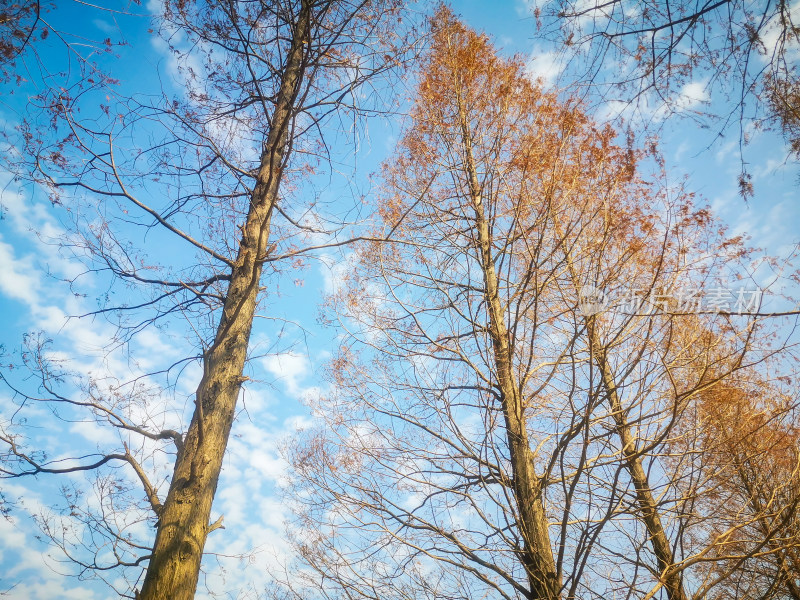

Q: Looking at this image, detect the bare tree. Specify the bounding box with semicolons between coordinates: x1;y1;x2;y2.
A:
0;1;147;89
1;0;46;75
1;0;415;598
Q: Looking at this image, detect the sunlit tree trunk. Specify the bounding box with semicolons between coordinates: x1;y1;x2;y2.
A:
138;3;311;598
458;94;560;600
587;320;688;600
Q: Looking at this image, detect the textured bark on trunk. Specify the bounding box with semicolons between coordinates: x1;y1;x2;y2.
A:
137;4;311;599
457;103;560;599
586;321;689;600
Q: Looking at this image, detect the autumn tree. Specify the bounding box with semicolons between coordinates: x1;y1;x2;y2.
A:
282;9;800;600
1;1;415;598
662;370;800;600
767;69;800;158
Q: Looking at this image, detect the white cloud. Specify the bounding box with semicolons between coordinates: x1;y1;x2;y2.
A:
69;419;119;446
0;484;105;599
195;409;314;599
714;138;738;165
673;80;710;111
525;49;564;86
593;76;711;126
149;24;206;99
594;98;633;123
262;352;310;398
0;238;40;304
92;19;116;34
319;251;357;297
758;0;800;65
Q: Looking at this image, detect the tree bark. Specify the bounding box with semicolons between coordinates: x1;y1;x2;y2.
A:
457;99;560;599
137;3;311;598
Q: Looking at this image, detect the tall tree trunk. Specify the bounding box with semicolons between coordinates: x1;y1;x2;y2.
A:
457;101;560;599
137;4;311;599
587;320;689;600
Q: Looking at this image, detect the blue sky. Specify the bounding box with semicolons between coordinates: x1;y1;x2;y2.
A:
0;0;798;598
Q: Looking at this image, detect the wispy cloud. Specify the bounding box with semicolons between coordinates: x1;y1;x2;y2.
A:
525;48;565;87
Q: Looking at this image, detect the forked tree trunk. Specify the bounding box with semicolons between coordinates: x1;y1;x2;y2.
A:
586;321;689;600
457;101;560;599
137;3;311;598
